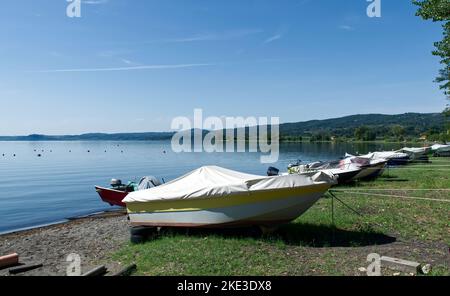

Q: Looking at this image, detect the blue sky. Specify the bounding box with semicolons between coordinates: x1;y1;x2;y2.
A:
0;0;446;135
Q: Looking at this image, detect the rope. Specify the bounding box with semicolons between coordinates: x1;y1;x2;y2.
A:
331;190;450;203
328;191;364;216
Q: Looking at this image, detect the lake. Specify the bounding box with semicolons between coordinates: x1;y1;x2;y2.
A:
0;141;406;234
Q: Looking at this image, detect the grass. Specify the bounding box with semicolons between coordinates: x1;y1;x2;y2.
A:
333;160;450;243
112;157;450;276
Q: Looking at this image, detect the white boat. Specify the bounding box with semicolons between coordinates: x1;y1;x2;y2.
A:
431;144;450;153
123;166;336;228
396;147;430;161
287;160;362;184
342;155;387;180
355;151;410;165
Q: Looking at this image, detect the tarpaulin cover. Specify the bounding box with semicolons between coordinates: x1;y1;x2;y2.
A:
124;166;335;203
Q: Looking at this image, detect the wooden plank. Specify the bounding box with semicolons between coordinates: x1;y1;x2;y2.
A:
9;263;43;275
381;256;421;274
0;253;19;269
82;265;107;276
112;264;137;276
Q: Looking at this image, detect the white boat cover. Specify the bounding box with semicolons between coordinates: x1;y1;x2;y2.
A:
342;155;370;167
431;144;450;152
124;166;335;203
360;151;409;160
397;147;428;154
137;176;162;190
345;153;387;165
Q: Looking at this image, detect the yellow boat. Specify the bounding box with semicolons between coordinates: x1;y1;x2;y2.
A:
124;166;336;228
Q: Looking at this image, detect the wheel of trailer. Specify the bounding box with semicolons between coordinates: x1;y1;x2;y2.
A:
130;234;144;244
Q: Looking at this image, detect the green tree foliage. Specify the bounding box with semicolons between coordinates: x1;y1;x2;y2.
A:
413;0;450;98
354;126;377;141
390;125;406;140
310;132;331;142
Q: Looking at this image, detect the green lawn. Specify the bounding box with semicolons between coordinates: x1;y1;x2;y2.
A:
112;158;450;276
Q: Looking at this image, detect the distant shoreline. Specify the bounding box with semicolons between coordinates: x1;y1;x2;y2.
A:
0;139;439;145
0;112;447;142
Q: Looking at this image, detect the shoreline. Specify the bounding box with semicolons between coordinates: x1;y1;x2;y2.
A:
0;208;126;236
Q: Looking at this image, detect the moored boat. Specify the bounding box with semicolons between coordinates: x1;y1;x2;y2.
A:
396;147;430;162
123;166;336;229
431;144;450;157
95;185;130;207
95;176;161;207
288;160;362;184
358;151;410;166
342;155;387;180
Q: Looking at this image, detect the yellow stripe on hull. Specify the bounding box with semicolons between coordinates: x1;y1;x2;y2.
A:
126;183;331;213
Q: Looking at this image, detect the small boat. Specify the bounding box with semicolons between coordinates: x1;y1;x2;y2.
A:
358;151;410;166
431;144;450;157
288;160;362;184
95;176;161;207
123;166;336;228
396;147;430;162
343;154;387;180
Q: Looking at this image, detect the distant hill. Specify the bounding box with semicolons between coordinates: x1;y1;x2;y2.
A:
279;113;446;139
0;132;174;141
0;113;446;141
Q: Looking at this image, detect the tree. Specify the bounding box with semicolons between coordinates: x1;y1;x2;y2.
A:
355;126;368;141
354;126;376;141
413;0;450;98
391;125;406;140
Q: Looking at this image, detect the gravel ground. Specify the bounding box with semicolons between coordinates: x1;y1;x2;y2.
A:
0;211;130;276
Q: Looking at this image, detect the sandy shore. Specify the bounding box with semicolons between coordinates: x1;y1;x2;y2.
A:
0;211;130;276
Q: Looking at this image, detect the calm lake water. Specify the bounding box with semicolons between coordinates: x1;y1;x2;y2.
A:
0;141;406;234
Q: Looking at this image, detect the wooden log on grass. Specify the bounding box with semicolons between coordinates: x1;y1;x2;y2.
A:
82;265;108;276
0;253;19;269
9;263;43;275
381;256;421;274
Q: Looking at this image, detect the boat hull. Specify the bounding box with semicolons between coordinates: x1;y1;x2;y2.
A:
353;162;387;180
387;156;410;166
331;169;361;184
95;186;128;207
127;184;330;228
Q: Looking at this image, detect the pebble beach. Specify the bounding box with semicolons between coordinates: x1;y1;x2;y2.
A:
0;211;129;276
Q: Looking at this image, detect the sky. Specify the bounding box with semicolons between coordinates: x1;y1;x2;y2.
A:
0;0;447;135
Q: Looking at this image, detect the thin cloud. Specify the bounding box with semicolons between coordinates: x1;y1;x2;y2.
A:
82;0;109;4
339;25;355;31
30;63;214;73
155;29;263;44
121;58;138;66
263;34;282;44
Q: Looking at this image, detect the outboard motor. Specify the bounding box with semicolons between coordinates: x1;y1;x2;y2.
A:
110;179;122;188
267;166;280;176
